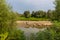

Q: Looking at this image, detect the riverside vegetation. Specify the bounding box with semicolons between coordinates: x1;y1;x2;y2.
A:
0;0;60;40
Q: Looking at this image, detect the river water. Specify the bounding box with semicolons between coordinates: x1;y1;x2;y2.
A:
18;27;46;40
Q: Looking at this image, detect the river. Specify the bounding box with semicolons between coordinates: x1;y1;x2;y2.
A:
18;27;46;40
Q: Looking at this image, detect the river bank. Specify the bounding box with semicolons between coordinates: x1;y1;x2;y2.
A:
16;21;53;28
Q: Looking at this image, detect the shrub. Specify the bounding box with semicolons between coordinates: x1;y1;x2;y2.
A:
6;30;26;40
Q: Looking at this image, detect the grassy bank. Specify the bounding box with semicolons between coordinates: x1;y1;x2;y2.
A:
17;17;50;21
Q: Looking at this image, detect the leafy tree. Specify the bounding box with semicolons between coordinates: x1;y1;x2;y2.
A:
31;10;46;18
0;0;12;33
47;10;56;20
24;11;30;18
47;10;52;18
31;11;35;17
50;11;56;20
0;0;25;40
55;0;60;21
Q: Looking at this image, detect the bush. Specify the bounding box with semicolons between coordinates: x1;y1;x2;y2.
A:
6;30;25;40
36;26;60;40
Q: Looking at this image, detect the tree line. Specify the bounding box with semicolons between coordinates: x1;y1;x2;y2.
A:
17;10;57;21
22;10;56;20
19;8;59;21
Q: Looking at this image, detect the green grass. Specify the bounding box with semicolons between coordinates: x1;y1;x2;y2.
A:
17;17;50;21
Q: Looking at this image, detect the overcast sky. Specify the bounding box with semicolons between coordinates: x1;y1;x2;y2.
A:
6;0;55;13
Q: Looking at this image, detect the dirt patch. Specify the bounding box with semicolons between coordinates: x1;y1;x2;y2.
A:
16;21;53;28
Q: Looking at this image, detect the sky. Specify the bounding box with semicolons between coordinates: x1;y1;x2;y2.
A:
6;0;55;13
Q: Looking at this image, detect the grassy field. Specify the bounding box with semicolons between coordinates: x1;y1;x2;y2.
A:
17;17;50;21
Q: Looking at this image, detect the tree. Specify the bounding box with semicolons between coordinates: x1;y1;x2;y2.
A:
47;10;56;20
55;0;60;21
0;0;13;33
0;0;25;40
31;11;35;17
32;10;46;18
47;10;51;18
24;11;30;18
50;10;56;20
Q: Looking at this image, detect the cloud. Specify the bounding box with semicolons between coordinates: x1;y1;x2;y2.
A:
19;0;54;6
7;0;55;13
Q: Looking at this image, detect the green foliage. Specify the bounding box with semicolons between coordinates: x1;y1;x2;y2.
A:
47;10;56;21
6;30;25;40
0;0;17;33
36;30;54;40
24;11;30;18
36;25;60;40
0;32;8;40
31;10;46;18
55;0;60;21
0;0;25;40
36;21;60;40
31;11;35;17
18;9;57;21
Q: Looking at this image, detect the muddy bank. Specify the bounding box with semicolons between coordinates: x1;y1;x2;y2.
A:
16;21;53;28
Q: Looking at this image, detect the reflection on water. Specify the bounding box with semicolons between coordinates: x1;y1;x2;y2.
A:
18;27;46;40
